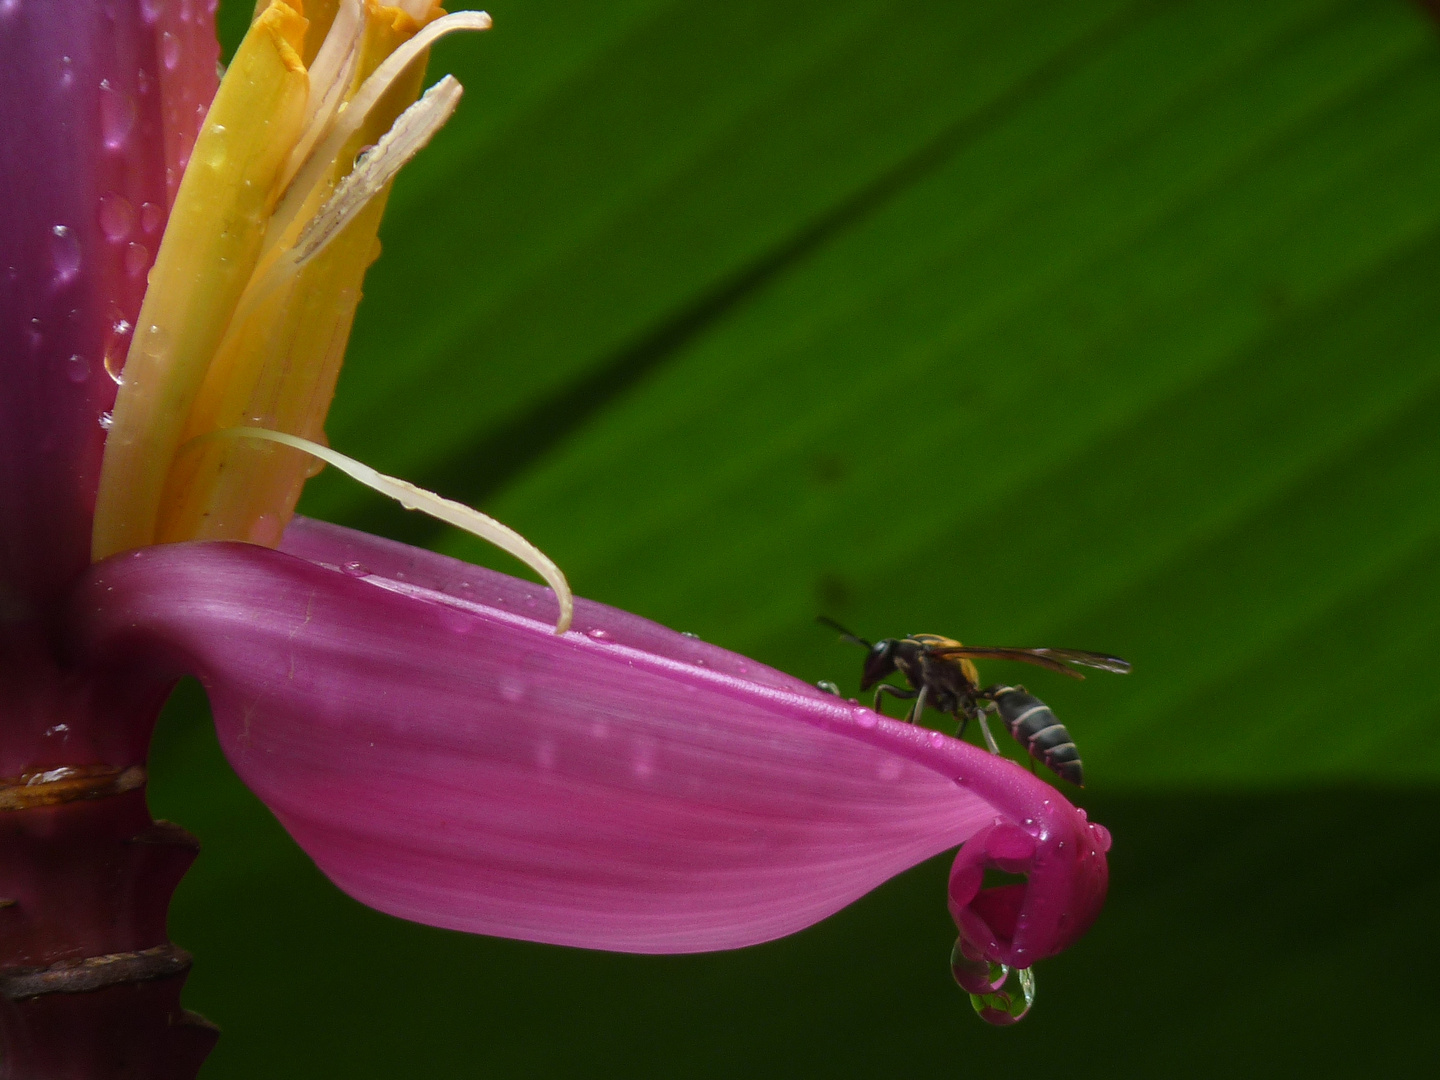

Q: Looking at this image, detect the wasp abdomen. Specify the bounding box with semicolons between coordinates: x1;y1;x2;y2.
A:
992;687;1084;787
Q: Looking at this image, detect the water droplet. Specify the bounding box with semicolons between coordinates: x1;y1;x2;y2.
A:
99;411;114;430
160;30;180;70
200;123;228;169
929;730;946;748
951;938;1009;994
955;941;1035;1026
681;631;700;639
855;709;877;729
967;967;1036;1025
632;739;656;779
123;241;149;279
588;628;609;640
49;224;81;286
44;723;70;737
97;192;135;242
139;201;164;235
64;353;89;383
98;79;137;150
1089;822;1112;852
58;53;74;90
139;322;169;363
340;561;369;578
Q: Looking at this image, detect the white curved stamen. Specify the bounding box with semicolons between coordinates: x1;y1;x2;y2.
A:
270;10;492;247
282;0;365;190
197;426;574;634
293;76;463;266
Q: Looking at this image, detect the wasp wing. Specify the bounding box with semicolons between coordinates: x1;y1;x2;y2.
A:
927;645;1131;679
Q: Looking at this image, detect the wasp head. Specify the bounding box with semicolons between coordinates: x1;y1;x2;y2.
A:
859;639;899;691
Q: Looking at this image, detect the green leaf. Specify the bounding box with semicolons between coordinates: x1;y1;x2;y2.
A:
169;0;1440;1072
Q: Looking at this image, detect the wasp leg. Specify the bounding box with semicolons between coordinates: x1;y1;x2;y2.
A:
873;683;918;719
975;709;1002;755
906;685;931;725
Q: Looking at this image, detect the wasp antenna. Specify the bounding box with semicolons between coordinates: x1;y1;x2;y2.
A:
816;615;872;649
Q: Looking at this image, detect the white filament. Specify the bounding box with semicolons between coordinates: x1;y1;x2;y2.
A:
205;426;573;634
293;76;463;266
270;10;493;246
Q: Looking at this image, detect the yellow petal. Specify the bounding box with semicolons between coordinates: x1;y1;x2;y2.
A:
91;1;310;560
155;1;435;546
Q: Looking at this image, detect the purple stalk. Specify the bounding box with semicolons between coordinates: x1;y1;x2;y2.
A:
0;2;217;1076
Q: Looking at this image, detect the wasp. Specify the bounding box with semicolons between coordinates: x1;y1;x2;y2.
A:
817;617;1130;787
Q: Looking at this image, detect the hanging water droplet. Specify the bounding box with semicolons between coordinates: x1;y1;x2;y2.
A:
139;201;164;235
97;192;135;242
98;79;137;150
49;224;81;287
63;353;90;384
950;938;1009;994
160;30;180;71
960;949;1035;1027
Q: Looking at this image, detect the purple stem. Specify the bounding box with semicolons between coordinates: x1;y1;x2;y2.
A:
0;2;218;1075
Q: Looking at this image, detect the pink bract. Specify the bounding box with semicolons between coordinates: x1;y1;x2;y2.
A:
70;518;1109;961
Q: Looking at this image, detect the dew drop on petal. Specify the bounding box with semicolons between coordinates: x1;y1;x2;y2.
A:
340;561;369;578
58;53;74;90
98;79;137;150
929;730;947;748
139;201;164;235
159;30;180;71
49;225;81;287
1089;821;1113;853
123;241;150;279
99;411;114;431
855;709;877;730
97;193;135;242
588;628;609;640
63;353;89;384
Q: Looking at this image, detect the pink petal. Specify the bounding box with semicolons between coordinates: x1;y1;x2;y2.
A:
69;520;1108;959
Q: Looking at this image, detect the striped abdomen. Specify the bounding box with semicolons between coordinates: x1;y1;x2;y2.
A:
992;687;1084;787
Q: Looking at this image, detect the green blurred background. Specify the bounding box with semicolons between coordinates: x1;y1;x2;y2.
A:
151;0;1440;1074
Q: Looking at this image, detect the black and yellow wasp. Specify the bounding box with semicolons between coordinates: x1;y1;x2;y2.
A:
818;617;1130;787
